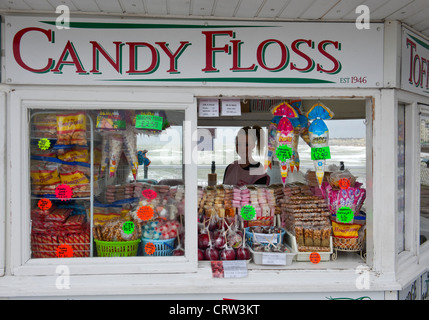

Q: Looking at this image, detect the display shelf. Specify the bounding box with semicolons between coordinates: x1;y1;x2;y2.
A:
29;111;95;257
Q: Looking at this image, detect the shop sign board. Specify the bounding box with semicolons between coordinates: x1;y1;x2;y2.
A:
401;28;429;97
5;16;384;87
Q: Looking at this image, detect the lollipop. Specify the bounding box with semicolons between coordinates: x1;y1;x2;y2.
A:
271;102;299;185
306;102;334;187
123;126;139;181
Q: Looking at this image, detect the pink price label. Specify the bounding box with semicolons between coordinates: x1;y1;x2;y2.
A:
55;184;73;201
142;189;157;200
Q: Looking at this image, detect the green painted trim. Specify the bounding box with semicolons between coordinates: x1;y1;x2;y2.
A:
100;77;335;84
40;21;275;29
408;34;429;51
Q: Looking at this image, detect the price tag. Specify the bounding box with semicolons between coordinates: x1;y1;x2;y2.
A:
56;244;73;258
135;115;163;130
211;261;248;278
338;178;351;190
55;184;73;201
38;198;52;211
276;145;293;162
220;99;241;116
262;253;286;265
199;99;219;117
122;221;135;234
311;146;331;160
240;205;256;221
142;189;157;200
337;206;354;223
137;206;154;221
309;252;321;264
38;138;51;151
145;242;156;255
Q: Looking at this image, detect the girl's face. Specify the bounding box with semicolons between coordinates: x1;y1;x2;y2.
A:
236;133;256;161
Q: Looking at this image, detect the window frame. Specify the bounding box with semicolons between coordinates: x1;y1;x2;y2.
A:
8;89;198;276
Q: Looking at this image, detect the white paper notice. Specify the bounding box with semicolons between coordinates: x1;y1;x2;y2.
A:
221;99;241;116
199;99;219;117
223;260;248;278
261;253;286;265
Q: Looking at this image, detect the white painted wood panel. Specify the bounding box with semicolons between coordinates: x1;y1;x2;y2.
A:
190;0;215;16
24;0;53;10
317;0;365;20
256;0;287;18
234;0;264;18
121;0;146;14
299;0;339;19
278;0;317;19
146;0;167;15
370;0;414;20
385;0;429;21
47;0;78;11
0;0;31;10
167;0;191;16
212;0;238;17
94;0;123;13
71;0;100;12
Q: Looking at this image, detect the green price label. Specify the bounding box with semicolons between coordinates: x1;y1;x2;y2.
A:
241;205;256;221
122;221;135;234
136;115;163;130
276;145;293;162
336;207;354;223
311;146;331;160
38;138;51;151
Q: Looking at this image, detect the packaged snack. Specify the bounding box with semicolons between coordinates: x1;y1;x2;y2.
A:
332;221;361;238
56;112;87;146
96;110;126;131
33;113;57;138
57;148;89;163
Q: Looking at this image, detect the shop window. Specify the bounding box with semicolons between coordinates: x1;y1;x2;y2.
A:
420;114;429;246
29;109;186;259
197;99;368;266
398;105;406;253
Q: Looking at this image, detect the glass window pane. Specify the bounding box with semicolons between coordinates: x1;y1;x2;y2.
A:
29;109;186;259
420;116;429;246
397;105;405;253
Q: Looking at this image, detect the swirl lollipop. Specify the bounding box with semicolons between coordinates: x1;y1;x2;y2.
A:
305;102;334;187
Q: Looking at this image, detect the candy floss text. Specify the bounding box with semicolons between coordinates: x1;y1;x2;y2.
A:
12;27;342;76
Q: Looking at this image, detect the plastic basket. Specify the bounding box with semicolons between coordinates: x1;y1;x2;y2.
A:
245;227;285;247
141;237;176;256
94;239;140;257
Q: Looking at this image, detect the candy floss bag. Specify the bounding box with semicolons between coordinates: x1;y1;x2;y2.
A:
56;112;87;146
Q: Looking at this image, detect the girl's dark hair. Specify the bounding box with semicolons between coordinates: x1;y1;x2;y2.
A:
236;125;264;155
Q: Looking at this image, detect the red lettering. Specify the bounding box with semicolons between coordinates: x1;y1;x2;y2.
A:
155;41;191;73
406;38;417;85
256;39;288;71
290;39;314;72
317;40;341;74
413;54;421;87
201;30;233;72
13;27;54;73
51;41;86;73
126;42;159;74
90;41;123;74
230;40;257;72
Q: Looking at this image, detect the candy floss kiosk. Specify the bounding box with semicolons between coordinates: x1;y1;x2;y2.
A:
1;13;429;300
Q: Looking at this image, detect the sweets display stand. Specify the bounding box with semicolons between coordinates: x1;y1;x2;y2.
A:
332;235;366;262
285;230;332;262
249;245;296;266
